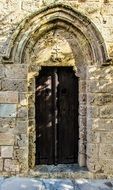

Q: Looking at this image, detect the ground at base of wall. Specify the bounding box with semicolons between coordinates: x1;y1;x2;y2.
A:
0;177;113;190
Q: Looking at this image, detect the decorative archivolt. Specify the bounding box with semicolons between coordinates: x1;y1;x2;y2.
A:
1;3;110;65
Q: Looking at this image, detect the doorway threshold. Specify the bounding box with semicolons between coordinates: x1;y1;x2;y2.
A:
29;164;90;179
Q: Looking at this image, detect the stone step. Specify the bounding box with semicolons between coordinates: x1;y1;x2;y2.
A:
28;164;105;179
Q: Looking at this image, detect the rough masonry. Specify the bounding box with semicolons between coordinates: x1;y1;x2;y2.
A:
0;0;113;178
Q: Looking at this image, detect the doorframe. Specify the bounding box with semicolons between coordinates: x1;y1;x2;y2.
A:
35;66;79;165
1;3;109;174
28;65;87;169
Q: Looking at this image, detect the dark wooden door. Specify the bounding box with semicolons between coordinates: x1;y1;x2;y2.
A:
35;67;78;165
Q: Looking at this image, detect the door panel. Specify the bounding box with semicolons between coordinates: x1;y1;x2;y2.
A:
35;69;54;164
35;67;78;165
57;68;78;163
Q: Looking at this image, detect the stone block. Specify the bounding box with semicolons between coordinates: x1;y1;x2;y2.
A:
15;134;28;147
0;91;18;103
87;93;113;106
78;140;86;167
82;2;102;15
87;80;99;93
17;106;28;118
4;159;19;172
0;64;4;78
99;159;113;174
21;1;36;12
28;106;35;119
100;105;113;118
1;146;13;158
14;148;28;162
79;116;86;131
79;127;86;140
101;81;113;96
79;80;86;93
87;79;113;93
4;64;27;79
0;133;14;145
28;93;35;106
100;132;113;144
102;28;113;42
0;104;16;117
98;119;113;131
87;157;101;173
87;130;100;143
101;3;113;16
87;65;113;80
87;118;94;130
14;148;28;172
0;159;3;171
2;79;27;92
79;93;87;104
79;140;86;155
99;144;113;159
79;105;86;116
78;153;86;167
88;118;113;131
19;93;27;106
0;118;15;133
87;106;99;118
15;120;28;134
86;143;99;160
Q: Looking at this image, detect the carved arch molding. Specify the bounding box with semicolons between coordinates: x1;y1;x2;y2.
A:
1;3;110;170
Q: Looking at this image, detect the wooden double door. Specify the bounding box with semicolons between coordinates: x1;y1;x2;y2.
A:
35;67;79;165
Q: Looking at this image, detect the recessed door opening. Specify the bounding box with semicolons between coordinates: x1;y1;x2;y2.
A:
35;67;79;165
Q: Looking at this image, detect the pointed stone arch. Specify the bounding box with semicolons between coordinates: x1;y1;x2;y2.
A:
1;3;112;174
2;3;110;65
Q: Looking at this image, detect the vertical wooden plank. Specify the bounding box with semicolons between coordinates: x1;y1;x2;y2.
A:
51;68;58;164
35;68;54;164
57;67;79;164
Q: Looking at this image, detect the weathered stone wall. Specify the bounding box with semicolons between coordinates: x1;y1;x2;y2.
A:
86;65;113;174
0;0;113;56
0;0;113;177
0;64;28;175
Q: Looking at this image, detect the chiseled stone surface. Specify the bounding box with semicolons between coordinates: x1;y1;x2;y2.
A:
4;65;27;79
0;160;3;172
2;79;27;92
0;92;18;104
0;104;16;118
4;159;19;172
1;146;13;158
0;134;14;146
0;118;15;133
0;0;113;177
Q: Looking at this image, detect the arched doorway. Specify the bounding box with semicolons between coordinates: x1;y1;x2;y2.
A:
35;67;79;165
1;3;109;174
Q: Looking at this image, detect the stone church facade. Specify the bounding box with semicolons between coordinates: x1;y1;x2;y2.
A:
0;0;113;177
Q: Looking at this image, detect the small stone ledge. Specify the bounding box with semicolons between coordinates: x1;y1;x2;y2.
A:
29;170;90;179
28;164;108;179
